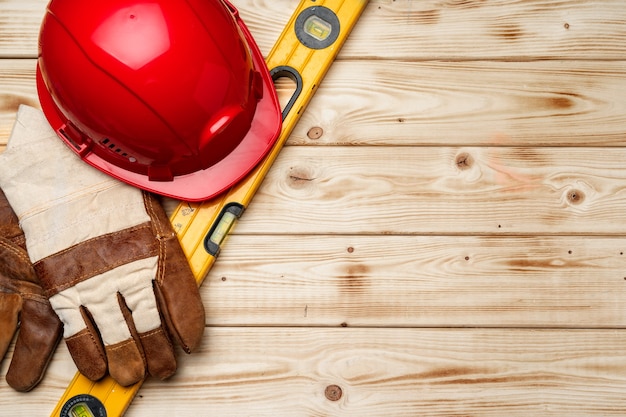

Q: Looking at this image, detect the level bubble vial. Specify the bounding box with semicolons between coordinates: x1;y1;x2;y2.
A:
304;15;332;40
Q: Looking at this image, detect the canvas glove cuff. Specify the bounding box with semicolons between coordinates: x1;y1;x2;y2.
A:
0;105;205;387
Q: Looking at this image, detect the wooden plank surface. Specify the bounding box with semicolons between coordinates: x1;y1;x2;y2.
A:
5;58;626;146
4;328;626;416
236;146;626;235
4;0;626;60
124;328;626;417
2;0;626;416
292;60;626;147
0;59;38;141
202;235;626;328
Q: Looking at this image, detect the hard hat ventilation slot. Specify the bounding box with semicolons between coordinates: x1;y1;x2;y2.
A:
101;138;135;162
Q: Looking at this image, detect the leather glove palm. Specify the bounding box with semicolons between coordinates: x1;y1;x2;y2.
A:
0;106;205;386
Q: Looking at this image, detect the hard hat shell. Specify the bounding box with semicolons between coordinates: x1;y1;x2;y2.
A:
36;0;282;201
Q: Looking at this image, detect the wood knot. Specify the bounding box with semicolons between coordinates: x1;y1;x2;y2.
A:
307;126;324;140
567;189;585;205
325;385;343;401
551;96;574;110
455;152;474;170
288;166;316;189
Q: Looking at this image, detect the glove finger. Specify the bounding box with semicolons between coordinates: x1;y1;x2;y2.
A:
6;297;62;391
117;275;176;381
154;265;205;353
143;193;205;353
64;306;108;382
67;306;146;387
0;292;20;361
139;326;176;380
104;339;146;386
47;285;110;382
104;293;146;386
51;270;147;385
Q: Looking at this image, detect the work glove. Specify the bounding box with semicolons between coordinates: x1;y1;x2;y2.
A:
0;188;63;391
0;105;205;387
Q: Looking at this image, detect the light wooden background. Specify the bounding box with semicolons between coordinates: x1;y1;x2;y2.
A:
3;0;626;415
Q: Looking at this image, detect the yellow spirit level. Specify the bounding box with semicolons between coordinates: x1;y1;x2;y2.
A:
51;0;369;416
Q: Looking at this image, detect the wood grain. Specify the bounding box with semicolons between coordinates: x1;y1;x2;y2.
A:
4;0;626;60
0;59;38;143
4;59;626;147
202;235;626;328
291;60;626;147
0;0;46;58
229;146;626;235
4;328;626;416
130;328;626;416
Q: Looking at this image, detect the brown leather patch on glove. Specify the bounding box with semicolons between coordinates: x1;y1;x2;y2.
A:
34;223;158;297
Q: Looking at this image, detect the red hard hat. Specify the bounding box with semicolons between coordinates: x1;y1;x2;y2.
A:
36;0;281;201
